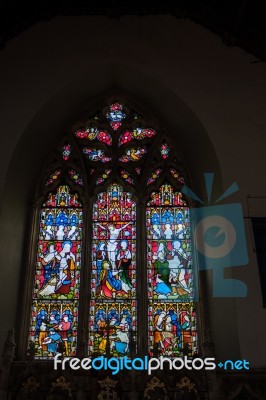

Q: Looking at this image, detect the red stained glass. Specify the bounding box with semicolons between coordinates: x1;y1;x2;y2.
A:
106;102;126;131
62;144;71;161
148;184;187;207
161;143;170;159
44;185;81;208
119;127;156;146
75;126;112;146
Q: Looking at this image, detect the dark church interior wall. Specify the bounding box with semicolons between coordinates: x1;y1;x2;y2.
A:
0;14;266;381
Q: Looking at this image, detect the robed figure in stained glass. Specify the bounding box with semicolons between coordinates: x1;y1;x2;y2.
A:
90;183;137;356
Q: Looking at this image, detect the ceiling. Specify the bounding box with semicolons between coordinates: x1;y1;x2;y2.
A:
0;0;266;61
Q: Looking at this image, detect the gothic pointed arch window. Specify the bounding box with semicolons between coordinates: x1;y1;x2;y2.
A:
27;98;198;359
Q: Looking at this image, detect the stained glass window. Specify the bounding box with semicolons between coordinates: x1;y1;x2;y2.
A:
147;168;162;186
119;127;156;146
119;147;147;162
170;168;185;184
146;184;197;357
69;170;83;186
83;148;111;162
28;98;198;362
120;169;134;185
96;169;112;185
75;126;112;146
29;185;82;358
45;170;61;186
62;144;71;161
89;184;137;357
105;102;126;131
160;143;170;159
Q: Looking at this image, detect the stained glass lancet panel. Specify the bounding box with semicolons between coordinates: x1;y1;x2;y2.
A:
89;183;137;357
146;184;197;357
29;185;82;358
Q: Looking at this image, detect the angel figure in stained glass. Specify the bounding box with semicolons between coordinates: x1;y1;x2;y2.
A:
67;212;79;240
174;223;185;239
56;211;68;240
164;223;173;240
42;213;54;240
151;224;161;240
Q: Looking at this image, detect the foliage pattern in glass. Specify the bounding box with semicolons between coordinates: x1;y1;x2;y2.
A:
45;170;61;186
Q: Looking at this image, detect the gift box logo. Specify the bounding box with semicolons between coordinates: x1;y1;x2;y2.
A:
182;173;248;297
